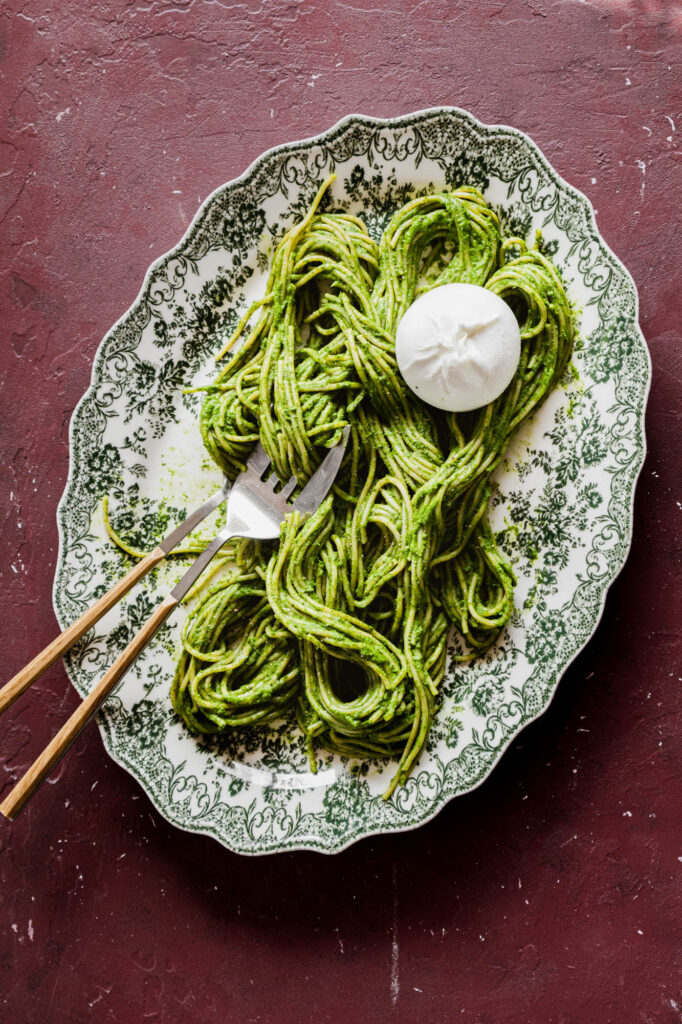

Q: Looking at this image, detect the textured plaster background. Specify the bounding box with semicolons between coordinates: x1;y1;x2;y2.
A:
1;1;681;1022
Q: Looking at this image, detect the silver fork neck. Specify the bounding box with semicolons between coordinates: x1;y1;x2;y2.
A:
225;484;288;540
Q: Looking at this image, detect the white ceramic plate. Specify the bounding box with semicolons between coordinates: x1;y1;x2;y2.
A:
54;109;650;854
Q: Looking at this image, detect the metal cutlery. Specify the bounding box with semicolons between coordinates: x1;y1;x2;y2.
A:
0;429;348;818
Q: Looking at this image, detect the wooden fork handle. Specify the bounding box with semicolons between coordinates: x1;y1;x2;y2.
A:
0;593;178;820
0;545;166;716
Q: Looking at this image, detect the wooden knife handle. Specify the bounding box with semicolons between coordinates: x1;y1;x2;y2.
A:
0;593;178;820
0;546;165;716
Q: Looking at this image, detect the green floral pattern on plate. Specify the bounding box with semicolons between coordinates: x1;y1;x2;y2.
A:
54;109;650;854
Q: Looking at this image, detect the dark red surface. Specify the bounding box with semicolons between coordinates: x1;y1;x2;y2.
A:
1;2;681;1021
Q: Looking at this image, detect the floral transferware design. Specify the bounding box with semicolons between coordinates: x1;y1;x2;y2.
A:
54;109;650;854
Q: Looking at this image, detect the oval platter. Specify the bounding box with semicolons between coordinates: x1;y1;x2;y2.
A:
54;108;651;854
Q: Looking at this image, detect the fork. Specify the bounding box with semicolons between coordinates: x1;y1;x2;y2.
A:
0;429;349;819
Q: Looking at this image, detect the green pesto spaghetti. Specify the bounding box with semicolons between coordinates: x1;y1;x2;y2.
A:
170;176;574;797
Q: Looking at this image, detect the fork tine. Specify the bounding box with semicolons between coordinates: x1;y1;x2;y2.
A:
246;443;270;475
293;426;350;513
280;476;298;501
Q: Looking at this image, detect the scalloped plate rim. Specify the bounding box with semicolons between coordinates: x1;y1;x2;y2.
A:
52;107;651;855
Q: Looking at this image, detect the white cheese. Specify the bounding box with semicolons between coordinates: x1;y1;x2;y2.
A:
395;283;522;412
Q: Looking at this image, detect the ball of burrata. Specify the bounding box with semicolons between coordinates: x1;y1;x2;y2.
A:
395;283;522;412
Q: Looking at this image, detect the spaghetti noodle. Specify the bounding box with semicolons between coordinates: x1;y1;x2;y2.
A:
169;177;574;796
